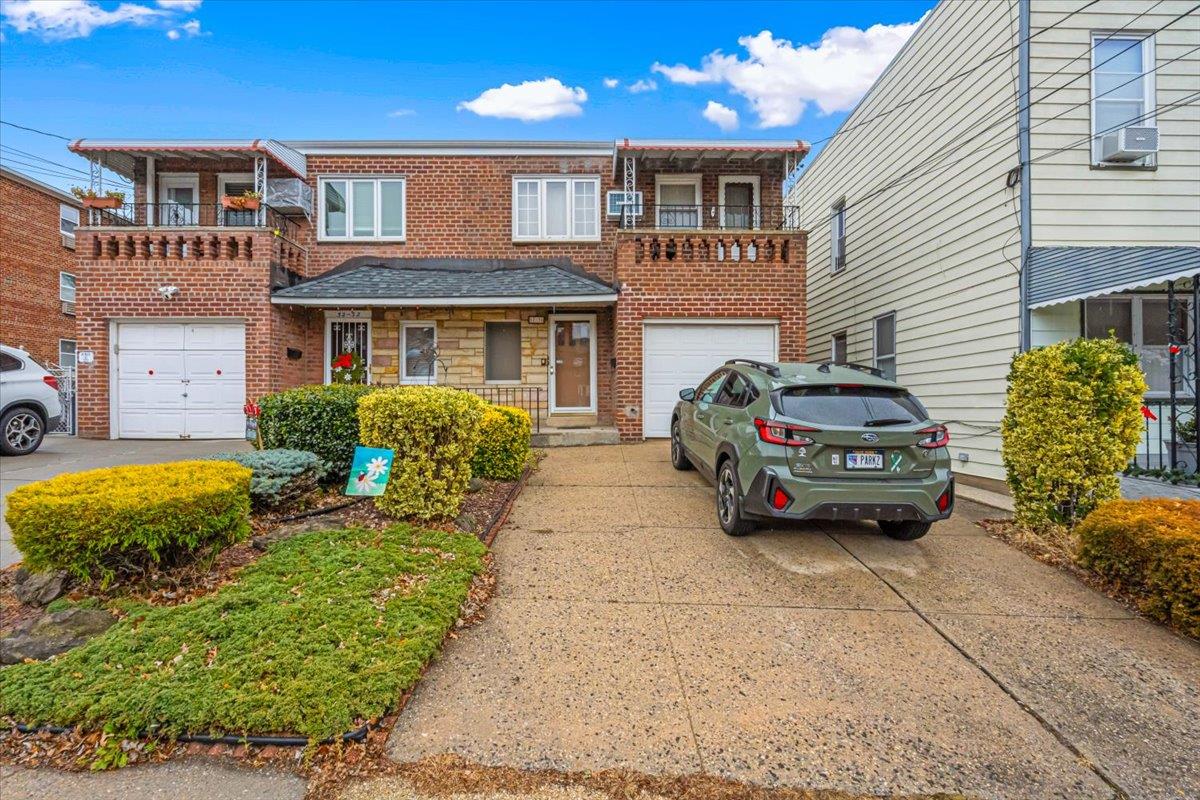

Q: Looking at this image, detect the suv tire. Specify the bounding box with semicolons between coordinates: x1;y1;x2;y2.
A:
2;407;46;456
878;520;931;541
716;459;755;537
670;419;693;471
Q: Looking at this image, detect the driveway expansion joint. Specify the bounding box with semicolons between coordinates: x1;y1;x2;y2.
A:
817;521;1133;800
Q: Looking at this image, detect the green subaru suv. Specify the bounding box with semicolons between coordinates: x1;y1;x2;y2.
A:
671;359;954;539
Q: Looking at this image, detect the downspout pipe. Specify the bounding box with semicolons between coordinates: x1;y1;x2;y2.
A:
1017;0;1033;351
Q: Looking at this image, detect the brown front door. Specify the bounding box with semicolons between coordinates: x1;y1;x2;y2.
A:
551;316;594;412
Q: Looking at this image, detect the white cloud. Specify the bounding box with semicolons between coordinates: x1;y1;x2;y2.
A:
458;78;587;122
166;17;200;38
165;27;178;39
156;0;201;9
387;108;416;118
602;77;619;89
702;100;739;132
652;18;923;127
628;78;657;94
1;0;164;40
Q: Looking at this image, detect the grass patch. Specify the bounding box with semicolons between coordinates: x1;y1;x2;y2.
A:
0;525;486;742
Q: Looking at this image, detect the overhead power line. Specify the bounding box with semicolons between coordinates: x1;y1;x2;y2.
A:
0;119;73;141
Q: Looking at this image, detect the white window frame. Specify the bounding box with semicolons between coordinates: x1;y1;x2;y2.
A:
400;321;438;384
59;203;79;246
605;189;644;217
484;320;523;384
654;173;702;229
830;200;847;273
59;271;76;303
58;339;77;369
717;175;760;229
1090;32;1156;166
831;331;848;365
1083;294;1188;397
873;312;896;380
318;176;407;242
510;175;601;242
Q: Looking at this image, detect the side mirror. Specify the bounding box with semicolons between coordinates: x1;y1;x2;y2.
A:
679;388;696;402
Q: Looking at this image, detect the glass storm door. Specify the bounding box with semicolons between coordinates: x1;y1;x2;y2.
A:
723;182;754;228
159;175;199;226
326;318;371;384
550;315;595;412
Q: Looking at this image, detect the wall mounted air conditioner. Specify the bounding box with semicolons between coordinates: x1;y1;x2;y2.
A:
61;233;75;250
1100;126;1158;163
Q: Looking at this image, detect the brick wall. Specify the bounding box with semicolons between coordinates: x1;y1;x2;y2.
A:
73;228;323;438
613;231;808;439
0;173;79;366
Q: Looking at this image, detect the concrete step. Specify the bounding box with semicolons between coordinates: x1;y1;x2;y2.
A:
532;427;621;448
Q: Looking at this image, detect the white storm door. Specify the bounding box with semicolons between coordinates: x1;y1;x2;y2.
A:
158;174;200;226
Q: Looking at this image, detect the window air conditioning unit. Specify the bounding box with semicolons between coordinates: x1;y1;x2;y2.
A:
1100;126;1158;163
61;301;76;316
61;233;75;250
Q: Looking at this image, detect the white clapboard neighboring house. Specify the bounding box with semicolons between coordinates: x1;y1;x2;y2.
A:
789;0;1200;489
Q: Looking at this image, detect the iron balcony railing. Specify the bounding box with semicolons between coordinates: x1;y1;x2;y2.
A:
616;203;802;231
460;386;543;433
85;202;303;240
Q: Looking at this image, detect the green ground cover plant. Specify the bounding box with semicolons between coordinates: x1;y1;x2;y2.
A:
0;525;486;743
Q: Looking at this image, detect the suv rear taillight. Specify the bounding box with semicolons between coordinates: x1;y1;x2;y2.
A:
42;375;59;391
916;424;949;449
754;417;819;447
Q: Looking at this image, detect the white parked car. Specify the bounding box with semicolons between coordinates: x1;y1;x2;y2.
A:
0;345;63;456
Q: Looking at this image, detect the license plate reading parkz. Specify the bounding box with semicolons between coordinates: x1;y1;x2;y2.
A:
846;449;884;470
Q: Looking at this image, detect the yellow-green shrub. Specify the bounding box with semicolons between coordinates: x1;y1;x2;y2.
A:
472;405;532;480
358;386;487;519
1076;499;1200;638
7;461;252;586
1001;337;1146;527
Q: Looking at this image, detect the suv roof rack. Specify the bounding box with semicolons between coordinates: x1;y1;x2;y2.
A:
816;361;886;379
725;358;782;378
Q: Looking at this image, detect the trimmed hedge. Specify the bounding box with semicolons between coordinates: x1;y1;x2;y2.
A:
6;461;252;586
209;449;325;509
472;405;532;480
1001;337;1146;527
358;386;487;520
1076;498;1200;638
258;384;376;480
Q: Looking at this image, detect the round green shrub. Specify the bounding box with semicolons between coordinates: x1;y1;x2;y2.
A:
7;461;252;586
1001;337;1147;528
209;449;325;509
472;405;532;480
258;384;377;480
358;386;487;520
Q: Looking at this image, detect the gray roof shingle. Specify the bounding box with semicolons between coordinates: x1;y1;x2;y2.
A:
272;257;616;302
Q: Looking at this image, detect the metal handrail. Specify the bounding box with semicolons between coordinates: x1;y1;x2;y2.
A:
83;202;303;240
459;386;543;433
617;203;803;231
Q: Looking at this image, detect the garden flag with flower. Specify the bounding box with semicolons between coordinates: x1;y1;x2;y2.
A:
346;446;394;496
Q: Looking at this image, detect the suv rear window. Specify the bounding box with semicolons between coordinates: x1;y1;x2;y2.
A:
777;385;929;427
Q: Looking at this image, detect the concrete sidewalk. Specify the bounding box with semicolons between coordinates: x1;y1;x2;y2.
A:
1;436;251;567
387;442;1200;800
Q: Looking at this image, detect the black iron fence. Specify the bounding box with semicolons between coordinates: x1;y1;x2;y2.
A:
460;386;543;433
616;203;802;231
86;202;303;240
1132;397;1197;475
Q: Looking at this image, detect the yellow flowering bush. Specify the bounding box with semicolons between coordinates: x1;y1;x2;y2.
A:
472;405;532;480
7;461;252;586
1001;337;1146;528
1076;499;1200;638
358;386;487;519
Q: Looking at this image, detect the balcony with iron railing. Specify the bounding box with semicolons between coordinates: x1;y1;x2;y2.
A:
79;202;308;273
616;203;804;264
616;203;802;232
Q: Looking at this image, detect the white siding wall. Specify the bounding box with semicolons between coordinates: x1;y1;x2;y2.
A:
1030;0;1200;246
790;0;1022;482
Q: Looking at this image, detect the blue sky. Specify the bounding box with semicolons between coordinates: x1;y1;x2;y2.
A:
0;0;935;192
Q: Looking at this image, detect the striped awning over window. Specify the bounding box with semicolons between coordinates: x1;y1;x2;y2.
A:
1028;246;1200;308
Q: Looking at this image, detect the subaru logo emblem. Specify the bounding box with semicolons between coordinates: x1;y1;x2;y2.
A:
861;432;879;443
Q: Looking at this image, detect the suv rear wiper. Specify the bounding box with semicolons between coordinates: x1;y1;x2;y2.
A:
863;418;912;427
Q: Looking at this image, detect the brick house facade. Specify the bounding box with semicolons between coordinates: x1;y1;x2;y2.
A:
64;138;808;441
0;168;81;368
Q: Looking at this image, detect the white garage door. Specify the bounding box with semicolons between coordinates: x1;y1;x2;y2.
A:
116;322;246;439
642;321;777;438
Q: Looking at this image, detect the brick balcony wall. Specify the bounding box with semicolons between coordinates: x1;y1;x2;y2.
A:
0;173;79;366
73;228;321;438
613;231;808;440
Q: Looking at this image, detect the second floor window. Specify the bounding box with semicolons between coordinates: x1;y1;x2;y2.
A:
59;203;79;247
59;271;76;303
513;176;600;241
831;331;847;365
830;201;846;272
320;177;406;241
1092;33;1155;164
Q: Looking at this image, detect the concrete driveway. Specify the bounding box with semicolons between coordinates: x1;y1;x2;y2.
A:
388;442;1200;800
1;436;251;567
